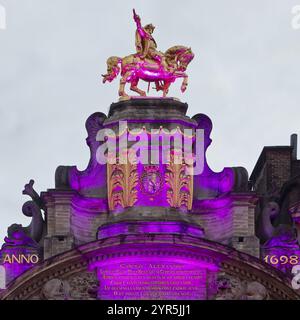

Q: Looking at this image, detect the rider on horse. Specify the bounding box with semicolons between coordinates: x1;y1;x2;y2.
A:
102;9;194;98
133;9;168;69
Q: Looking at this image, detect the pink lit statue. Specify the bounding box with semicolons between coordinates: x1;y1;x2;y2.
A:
102;9;195;98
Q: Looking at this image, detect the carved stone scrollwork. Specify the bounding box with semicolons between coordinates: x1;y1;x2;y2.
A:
38;272;99;300
165;151;193;210
231;167;250;192
67;272;98;300
215;274;269;300
55;166;75;189
6;180;46;246
258;200;298;247
107;149;138;211
42;279;71;300
2;229;38;249
22;179;45;210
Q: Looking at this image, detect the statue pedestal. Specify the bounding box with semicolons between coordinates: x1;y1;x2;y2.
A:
105;97;196;131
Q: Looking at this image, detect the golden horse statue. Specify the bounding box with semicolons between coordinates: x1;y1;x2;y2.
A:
102;10;194;98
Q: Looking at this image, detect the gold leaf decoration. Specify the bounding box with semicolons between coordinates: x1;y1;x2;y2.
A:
107;149;138;211
165;150;193;210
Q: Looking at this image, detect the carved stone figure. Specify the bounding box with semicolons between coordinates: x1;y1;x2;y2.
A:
215;275;244;300
243;281;268;300
257;201;297;245
42;279;70;300
215;274;269;300
67;272;99;300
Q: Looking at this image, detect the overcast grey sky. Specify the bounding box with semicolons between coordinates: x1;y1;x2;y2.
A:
0;0;299;242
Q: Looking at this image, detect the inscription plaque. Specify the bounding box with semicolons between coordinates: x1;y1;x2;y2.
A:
96;258;218;300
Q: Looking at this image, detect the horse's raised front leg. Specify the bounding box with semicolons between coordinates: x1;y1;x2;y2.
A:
163;82;171;97
118;72;131;98
130;78;146;96
180;74;188;93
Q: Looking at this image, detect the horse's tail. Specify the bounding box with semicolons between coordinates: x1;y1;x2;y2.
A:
102;56;122;83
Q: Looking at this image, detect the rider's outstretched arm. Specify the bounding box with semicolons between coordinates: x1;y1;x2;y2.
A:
133;9;147;38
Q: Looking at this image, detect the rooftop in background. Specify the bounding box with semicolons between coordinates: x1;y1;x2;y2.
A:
250;134;300;193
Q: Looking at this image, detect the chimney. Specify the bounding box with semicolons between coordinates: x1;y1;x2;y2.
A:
290;134;298;160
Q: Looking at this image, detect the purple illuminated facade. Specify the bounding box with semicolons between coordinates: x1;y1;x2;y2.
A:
0;98;300;300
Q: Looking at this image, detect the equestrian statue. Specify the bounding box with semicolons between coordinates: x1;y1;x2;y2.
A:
102;9;194;98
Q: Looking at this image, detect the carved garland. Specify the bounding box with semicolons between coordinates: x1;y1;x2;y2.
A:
165;151;193;210
107;149;138;210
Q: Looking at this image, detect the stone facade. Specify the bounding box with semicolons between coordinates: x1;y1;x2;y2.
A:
0;98;299;300
1;236;299;300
